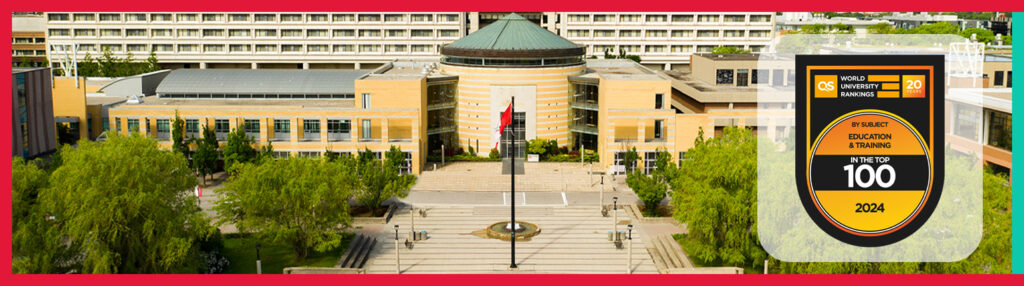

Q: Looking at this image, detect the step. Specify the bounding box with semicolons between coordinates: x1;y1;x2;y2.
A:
337;234;367;268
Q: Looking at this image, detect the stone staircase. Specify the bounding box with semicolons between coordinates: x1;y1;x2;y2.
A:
363;206;658;274
336;234;377;269
646;234;694;272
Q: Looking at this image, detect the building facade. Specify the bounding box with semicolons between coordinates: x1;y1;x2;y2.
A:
13;13;47;67
105;14;790;174
12;67;57;159
43;12;775;71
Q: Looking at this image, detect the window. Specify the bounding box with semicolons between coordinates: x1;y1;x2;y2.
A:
127;119;139;132
671;45;693;53
274;119;290;140
994;71;1005;86
568;30;590;37
332;14;354;22
48;13;69;21
281;29;302;37
177;29;199;37
953;103;981;141
307;29;328;37
697;14;719;22
723;15;746;23
280;14;302;22
678;152;688;166
717;69;734;84
398;152;413;174
749;30;771;38
334;29;355;37
229;44;251;52
384;14;405;22
672;15;694;22
358;14;381;22
750;15;772;23
655;93;664;109
646;30;667;38
255;29;277;37
100;44;122;52
99;13;121;22
723;30;745;37
307;14;328;22
752;69;767;84
303;119;321;140
988;111;1011;150
176;13;197;22
620;45;640;53
593;14;613;22
736;69;749;87
362;119;372;139
255;45;277;52
333;44;354;52
202;29;224;37
619;14;641;22
74;29;96;37
281;45;303;52
177;44;198;52
203;44;224;53
151;14;172;22
201;13;223;22
644;152;658;174
1009;72;1013;87
244;119;260;138
115;118;122;133
645;45;666;53
229;29;250;37
441;14;459;22
327;119;351;141
229;14;249;22
385;44;407;52
619;30;641;37
411;29;433;37
100;29;121;37
568;14;589;22
73;13;95;21
254;14;276;22
214;119;230;133
359;29;381;37
362;93;371;109
307;45;328;52
439;30;459;37
48;29;70;37
126;29;146;37
411;45;433;53
359;44;380;52
697;30;719;38
152;44;173;52
594;30;615;37
411;14;432;22
156;119;170;139
185;119;199;137
386;29;406;37
127;44;147;52
151;29;171;37
646;15;667;22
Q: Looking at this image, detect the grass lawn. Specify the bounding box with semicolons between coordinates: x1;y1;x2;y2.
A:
221;233;352;274
672;233;761;274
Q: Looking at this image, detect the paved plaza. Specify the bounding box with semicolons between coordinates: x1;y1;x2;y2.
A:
413;162;623;192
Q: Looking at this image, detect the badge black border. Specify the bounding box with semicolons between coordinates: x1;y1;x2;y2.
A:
795;55;945;247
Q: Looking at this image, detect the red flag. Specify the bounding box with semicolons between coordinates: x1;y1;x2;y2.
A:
494;102;512;149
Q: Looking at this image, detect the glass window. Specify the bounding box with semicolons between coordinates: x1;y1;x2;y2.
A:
334;29;355;37
127;119;139;132
655;94;664;109
362;120;372;138
244;119;260;135
229;14;249;22
672;15;694;22
304;119;320;133
307;14;328;22
254;14;276;22
988;111;1011;150
716;69;734;84
994;71;1005;86
280;14;302;22
274;119;290;132
99;13;121;22
214;119;230;133
185;119;199;136
362;93;371;109
151;14;172;21
953;103;981;141
332;14;354;22
358;14;381;22
156;119;170;132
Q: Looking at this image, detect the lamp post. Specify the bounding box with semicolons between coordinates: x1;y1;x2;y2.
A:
410;207;416;240
613;197;618;241
255;243;262;274
627;224;633;274
394;224;401;274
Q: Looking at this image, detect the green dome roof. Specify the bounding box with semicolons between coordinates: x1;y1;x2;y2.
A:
445;13;580;51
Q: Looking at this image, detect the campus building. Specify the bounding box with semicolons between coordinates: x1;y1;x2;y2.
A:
103;14;792;174
947;53;1014;177
42;12;775;71
13;13;47;67
12;67;57;159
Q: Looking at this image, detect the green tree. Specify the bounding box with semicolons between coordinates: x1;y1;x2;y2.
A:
356;147;417;216
626;167;667;216
622;146;639;173
171;111;191;160
145;50;161;72
216;157;357;260
832;23;853;34
867;22;898;34
222;122;257;171
19;57;33;67
959;27;995;43
193;125;219;185
908;22;959;34
99;49;118;77
259;141;275;161
489;148;501;159
12;158;77;274
670;126;764;269
712;46;752;54
78;53;99;77
527;138;549;156
35;134;213;273
798;24;829;34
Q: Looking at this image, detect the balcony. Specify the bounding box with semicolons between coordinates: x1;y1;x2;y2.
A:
427;101;456;111
156;132;170;140
303;132;320;141
569;98;599;111
327;132;351;141
427;125;456;135
273;132;290;141
569;123;599;136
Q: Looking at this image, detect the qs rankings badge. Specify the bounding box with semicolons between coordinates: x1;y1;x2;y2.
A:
796;55;944;247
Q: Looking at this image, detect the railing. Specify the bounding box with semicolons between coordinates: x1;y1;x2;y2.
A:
569;123;599;135
327;133;351;141
427;125;456;135
389;138;413;142
216;132;227;141
246;132;260;141
569;99;599;111
303;133;320;141
645;137;667;143
156;132;170;140
427;101;456;111
273;132;290;141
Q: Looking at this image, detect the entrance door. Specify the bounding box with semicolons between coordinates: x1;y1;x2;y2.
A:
500;112;526;158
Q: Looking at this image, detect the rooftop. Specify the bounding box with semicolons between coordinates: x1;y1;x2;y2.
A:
155;69;369;95
582;59;665;81
119;95;356;109
445;13;579;51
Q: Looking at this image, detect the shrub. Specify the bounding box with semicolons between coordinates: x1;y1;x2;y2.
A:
489;148;501;160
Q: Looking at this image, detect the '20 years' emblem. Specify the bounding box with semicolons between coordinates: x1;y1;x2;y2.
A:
796;55;944;247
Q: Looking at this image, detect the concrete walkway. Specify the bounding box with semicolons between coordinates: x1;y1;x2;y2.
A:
413;162;626;192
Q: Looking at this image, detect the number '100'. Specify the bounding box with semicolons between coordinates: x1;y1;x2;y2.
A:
843;164;895;188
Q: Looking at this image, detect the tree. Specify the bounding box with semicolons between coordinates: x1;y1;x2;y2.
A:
908;22;958;34
867;22;898;34
259;141;276;161
171;111;191;160
216;157;358;260
626;167;667;216
78;53;99;77
12;158;76;274
798;24;829;34
32;133;213;273
712;46;751;54
222;122;257;171
622;146;639;173
669;126;764;269
18;57;33;67
959;28;995;43
145;50;161;72
356;147;417;216
193;125;219;185
832;23;853;34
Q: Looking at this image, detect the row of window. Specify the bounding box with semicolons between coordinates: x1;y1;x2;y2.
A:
564;14;772;24
12;50;46;56
12;37;45;44
117;118;360;140
48;28;460;39
72;43;439;54
985;70;1013;87
159;93;353;99
589;45;765;54
47;13;459;23
716;68;795;87
566;29;772;38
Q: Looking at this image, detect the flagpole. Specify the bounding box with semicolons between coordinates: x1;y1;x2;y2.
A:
510;96;517;269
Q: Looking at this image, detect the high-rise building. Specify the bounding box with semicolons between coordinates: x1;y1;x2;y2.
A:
12;13;47;67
